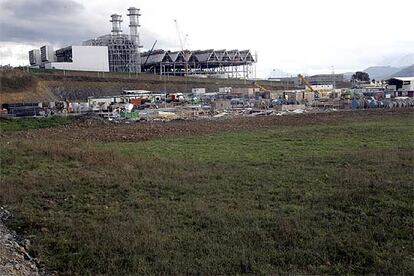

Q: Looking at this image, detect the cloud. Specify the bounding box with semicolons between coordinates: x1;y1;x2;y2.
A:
0;0;172;52
0;0;98;45
1;0;83;19
1;0;413;75
0;47;13;58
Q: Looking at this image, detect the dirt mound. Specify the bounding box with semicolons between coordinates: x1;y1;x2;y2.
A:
4;109;411;143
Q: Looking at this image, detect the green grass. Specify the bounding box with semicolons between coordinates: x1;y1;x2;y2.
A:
0;113;413;274
0;116;71;131
105;118;413;162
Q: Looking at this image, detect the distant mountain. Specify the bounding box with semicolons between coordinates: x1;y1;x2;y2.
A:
363;66;403;80
379;53;414;68
388;65;414;78
343;72;354;80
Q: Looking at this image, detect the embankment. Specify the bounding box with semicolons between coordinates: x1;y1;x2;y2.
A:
1;69;288;104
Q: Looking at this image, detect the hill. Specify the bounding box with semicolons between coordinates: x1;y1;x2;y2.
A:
379;53;414;68
363;66;403;80
389;65;414;78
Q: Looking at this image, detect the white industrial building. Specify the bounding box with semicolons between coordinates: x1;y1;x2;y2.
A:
44;46;109;72
28;6;140;73
387;77;414;97
29;49;41;66
387;77;414;91
40;45;55;62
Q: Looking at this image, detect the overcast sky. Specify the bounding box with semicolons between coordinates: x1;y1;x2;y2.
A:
0;0;413;77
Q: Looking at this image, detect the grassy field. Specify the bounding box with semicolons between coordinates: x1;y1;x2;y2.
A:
0;111;413;274
0;117;72;132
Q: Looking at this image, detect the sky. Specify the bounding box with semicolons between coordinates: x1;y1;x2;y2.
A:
0;0;413;77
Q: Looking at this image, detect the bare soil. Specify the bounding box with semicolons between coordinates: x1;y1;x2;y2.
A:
2;109;411;143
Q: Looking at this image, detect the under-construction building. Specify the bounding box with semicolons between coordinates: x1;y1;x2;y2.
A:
83;8;142;73
141;49;256;78
29;6;257;78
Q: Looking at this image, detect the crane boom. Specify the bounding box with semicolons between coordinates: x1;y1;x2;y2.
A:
143;40;157;67
253;81;269;92
298;74;314;92
174;19;189;76
174;19;185;51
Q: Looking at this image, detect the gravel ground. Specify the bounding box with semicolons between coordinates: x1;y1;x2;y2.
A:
0;208;41;276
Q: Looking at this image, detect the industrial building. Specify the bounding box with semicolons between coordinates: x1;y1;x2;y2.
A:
306;74;344;85
27;6;256;77
83;8;142;73
40;45;55;63
28;49;41;66
44;46;109;72
387;77;414;97
140;49;256;78
28;7;142;73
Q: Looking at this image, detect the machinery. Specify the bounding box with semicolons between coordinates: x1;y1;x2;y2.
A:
298;74;320;99
253;82;270;92
174;19;189;75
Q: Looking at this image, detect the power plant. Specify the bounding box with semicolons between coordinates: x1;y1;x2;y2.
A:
28;6;256;78
83;8;142;73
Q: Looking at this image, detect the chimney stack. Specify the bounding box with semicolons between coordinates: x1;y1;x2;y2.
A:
127;7;141;45
127;7;142;72
110;14;122;36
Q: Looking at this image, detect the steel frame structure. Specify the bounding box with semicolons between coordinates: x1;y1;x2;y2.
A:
141;49;256;78
84;34;140;73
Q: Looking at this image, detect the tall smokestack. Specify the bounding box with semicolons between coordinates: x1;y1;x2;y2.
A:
110;14;122;36
127;7;142;72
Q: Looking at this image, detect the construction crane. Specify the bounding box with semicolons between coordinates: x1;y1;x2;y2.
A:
174;19;189;75
143;40;157;67
174;19;188;50
298;74;313;91
298;74;320;98
253;81;269;92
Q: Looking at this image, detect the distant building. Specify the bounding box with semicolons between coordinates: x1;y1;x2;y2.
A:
28;49;41;66
387;77;414;97
40;45;55;62
44;46;109;72
268;77;298;88
307;74;344;85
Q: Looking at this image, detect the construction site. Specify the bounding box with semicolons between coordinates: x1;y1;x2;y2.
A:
1;67;413;121
27;7;256;79
1;3;413;276
14;6;412;121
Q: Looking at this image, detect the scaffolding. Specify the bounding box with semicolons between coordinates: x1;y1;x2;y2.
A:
83;10;142;73
84;35;139;73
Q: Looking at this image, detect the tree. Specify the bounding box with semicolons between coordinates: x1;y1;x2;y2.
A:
352;71;370;82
